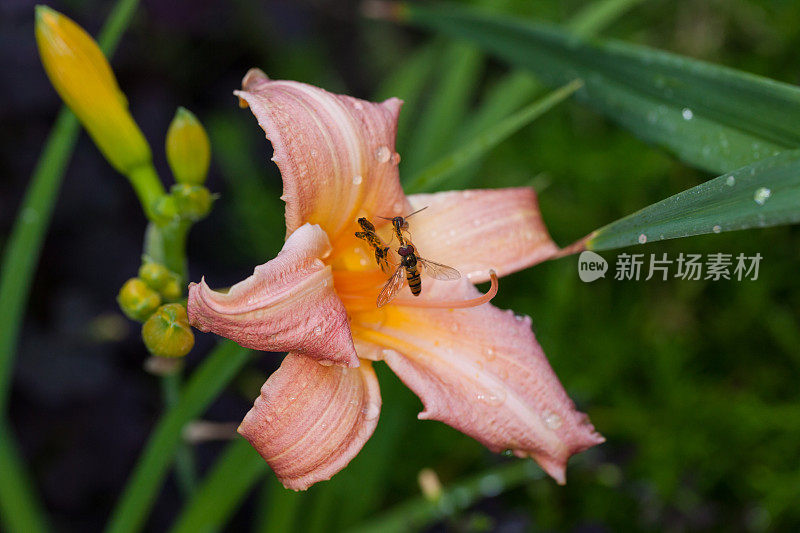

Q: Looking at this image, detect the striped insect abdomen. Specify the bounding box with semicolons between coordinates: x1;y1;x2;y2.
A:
406;266;421;296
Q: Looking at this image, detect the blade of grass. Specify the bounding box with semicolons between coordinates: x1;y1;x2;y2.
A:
400;41;484;178
405;78;583;193
169;438;266;533
254;477;306;533
0;419;49;533
106;341;252;533
447;0;645;187
587;149;800;250
0;0;141;413
346;460;545;533
393;1;800;174
374;43;440;154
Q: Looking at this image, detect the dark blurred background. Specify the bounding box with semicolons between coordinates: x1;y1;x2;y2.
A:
3;0;800;531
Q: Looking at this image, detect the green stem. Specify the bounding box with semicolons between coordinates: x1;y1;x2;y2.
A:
126;165;167;222
0;418;50;533
106;342;251;533
160;371;197;499
168;438;266;533
346;460;545;533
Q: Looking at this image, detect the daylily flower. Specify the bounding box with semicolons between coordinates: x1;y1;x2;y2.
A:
188;69;604;490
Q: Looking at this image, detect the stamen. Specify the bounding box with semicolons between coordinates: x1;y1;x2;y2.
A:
390;270;498;309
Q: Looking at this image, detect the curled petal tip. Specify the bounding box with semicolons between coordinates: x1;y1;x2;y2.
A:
187;224;357;366
241;68;269;91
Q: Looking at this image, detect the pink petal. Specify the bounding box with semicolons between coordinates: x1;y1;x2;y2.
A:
406;188;561;283
235;69;409;242
239;353;381;490
351;280;604;484
188;223;358;367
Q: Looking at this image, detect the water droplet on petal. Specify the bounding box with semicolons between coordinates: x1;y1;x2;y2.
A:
484;347;496;361
362;402;380;420
543;411;562;430
390;152;401;165
375;146;391;163
352;174;363;185
313;326;322;336
638;233;647;244
754;187;771;205
682;108;693;120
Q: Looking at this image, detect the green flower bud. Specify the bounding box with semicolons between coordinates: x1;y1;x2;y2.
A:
166;107;211;185
117;278;161;322
138;261;171;290
172;184;213;221
160;274;183;301
141;303;195;358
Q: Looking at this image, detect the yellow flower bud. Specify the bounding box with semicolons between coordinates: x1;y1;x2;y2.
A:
166;108;211;185
35;6;151;174
138;261;171;290
172;184;214;221
117;278;161;322
160;274;184;301
142;304;195;358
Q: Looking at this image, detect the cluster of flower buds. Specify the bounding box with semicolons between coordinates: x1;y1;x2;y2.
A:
117;261;194;358
36;7;212;361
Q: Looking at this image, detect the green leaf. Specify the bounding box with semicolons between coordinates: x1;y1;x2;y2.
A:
400;42;484;178
106;342;252;533
405;79;583;193
395;2;800;175
0;419;49;533
588;150;800;250
346;460;545;533
169;438;266;533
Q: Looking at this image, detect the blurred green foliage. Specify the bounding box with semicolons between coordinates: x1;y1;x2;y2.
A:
198;0;800;530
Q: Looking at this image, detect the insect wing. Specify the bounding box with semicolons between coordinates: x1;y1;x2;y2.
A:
377;255;393;276
419;258;461;281
376;266;406;307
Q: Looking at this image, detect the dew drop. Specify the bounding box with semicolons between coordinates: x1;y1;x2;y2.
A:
375;146;391;163
484;347;496;361
543;411;563;430
390;152;401;165
754;187;771;205
352;174;363;185
638;233;647;244
726;176;736;187
313;325;323;336
681;108;694;120
362;402;380;420
712;225;722;234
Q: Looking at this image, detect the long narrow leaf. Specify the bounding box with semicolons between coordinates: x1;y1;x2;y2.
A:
394;2;800;175
106;342;252;533
347;460;545;533
405;79;583;193
588;150;800;250
169;438;266;533
400;42;483;178
0;419;49;533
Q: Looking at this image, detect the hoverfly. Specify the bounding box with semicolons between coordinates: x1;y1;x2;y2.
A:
377;241;461;308
378;206;429;247
354;217;392;275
